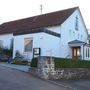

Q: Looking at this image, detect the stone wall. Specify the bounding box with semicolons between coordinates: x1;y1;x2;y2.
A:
49;68;90;79
29;56;90;80
37;56;55;79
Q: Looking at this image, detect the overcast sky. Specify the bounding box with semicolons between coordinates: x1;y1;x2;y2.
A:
0;0;90;29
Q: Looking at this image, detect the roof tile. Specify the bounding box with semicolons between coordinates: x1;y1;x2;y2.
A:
0;7;78;34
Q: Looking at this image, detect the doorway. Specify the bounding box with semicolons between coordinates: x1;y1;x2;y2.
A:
72;47;81;59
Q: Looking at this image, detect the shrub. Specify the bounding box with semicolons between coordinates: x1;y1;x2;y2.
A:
31;58;38;67
12;60;28;65
0;47;12;57
15;50;21;58
54;58;90;68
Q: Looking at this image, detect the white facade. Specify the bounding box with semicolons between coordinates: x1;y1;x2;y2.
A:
57;9;88;59
45;9;88;59
0;34;13;49
0;8;90;61
13;32;60;61
12;8;89;61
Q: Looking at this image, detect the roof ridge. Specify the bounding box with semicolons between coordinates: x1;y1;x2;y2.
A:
2;7;78;24
0;6;78;35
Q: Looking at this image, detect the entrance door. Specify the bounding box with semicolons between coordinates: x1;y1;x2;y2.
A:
72;47;81;59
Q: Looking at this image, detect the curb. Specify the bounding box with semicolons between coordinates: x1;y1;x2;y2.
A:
46;80;78;90
0;63;29;72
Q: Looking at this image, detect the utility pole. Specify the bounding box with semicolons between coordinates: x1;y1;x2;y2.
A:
40;4;43;14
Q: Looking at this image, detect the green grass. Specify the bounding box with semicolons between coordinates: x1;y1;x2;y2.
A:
54;58;90;68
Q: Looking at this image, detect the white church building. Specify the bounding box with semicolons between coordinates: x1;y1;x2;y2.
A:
0;7;90;61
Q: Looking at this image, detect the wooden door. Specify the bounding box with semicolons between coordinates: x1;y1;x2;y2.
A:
72;47;80;59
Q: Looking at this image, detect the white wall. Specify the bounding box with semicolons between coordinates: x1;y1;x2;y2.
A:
0;33;13;49
40;33;60;57
56;9;88;58
13;32;60;61
13;33;43;60
13;8;88;60
44;9;88;59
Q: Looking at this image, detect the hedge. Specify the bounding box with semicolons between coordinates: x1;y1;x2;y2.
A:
54;58;90;68
30;57;90;68
31;58;38;67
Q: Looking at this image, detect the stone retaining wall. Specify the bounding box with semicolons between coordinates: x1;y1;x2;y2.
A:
30;68;90;80
49;68;90;79
29;56;90;80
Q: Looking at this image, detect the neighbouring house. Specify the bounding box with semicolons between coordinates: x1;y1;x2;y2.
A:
0;7;90;61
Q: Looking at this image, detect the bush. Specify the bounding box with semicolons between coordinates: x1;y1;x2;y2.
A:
54;58;90;68
0;47;12;57
12;60;28;65
31;58;38;67
15;50;21;58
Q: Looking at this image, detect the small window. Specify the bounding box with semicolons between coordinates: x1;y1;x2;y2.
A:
89;40;90;44
88;48;90;58
81;35;82;40
75;15;79;30
86;48;88;58
69;29;71;35
78;34;80;39
24;38;33;52
86;48;89;58
73;31;75;37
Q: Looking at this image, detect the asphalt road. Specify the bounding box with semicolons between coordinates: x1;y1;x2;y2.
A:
0;66;69;90
52;79;90;90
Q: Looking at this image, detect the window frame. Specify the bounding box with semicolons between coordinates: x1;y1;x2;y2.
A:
24;38;33;53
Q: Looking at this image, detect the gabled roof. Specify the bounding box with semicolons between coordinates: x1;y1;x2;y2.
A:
0;7;78;34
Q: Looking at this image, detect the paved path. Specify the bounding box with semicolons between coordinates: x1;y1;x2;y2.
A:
0;66;69;90
0;62;30;72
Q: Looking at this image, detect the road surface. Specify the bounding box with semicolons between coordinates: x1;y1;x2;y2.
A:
0;66;69;90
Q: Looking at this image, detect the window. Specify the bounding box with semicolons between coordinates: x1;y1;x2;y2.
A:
69;29;71;36
86;48;88;58
88;40;90;44
24;38;33;52
73;31;75;37
0;40;3;48
78;33;80;39
86;48;89;58
88;48;90;58
75;15;79;30
81;35;82;40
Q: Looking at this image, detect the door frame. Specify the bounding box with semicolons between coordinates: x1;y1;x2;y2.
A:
72;46;81;59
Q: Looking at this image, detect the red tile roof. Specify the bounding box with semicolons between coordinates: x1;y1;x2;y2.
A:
0;7;78;34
